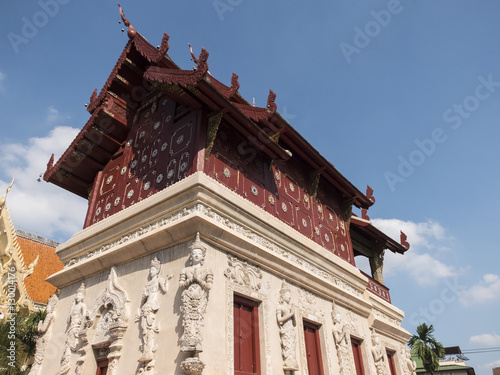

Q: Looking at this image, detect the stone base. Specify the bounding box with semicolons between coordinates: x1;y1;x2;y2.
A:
181;356;205;375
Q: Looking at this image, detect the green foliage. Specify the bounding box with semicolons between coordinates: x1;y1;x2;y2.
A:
408;323;445;374
0;309;46;375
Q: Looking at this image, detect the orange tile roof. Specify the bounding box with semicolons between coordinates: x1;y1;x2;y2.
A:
16;231;63;304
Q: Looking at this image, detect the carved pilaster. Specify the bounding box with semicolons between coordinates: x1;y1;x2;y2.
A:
277;281;299;372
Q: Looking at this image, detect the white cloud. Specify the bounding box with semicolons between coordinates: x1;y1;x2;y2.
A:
0;124;86;243
46;106;71;125
483;358;500;369
459;274;500;306
0;71;5;91
370;218;456;286
470;332;500;347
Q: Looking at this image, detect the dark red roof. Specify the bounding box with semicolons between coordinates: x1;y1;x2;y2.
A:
44;10;373;209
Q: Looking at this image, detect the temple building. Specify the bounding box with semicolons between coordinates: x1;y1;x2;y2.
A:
36;5;415;375
0;181;62;318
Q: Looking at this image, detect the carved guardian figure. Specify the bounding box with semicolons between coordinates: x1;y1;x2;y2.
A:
179;233;213;374
28;294;58;375
276;281;299;372
137;257;171;372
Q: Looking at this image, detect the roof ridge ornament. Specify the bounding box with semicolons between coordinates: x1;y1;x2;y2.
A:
229;73;239;97
366;185;375;204
117;2;136;39
267;89;277;113
400;230;410;250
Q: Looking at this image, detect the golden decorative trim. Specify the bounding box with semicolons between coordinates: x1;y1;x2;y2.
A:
205;112;223;160
310;170;321;202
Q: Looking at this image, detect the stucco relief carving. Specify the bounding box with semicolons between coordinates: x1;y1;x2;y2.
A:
136;257;172;374
372;308;402;327
64;204;363;304
224;254;262;291
297;288;324;319
90;267;129;375
57;283;91;375
276;281;299;372
371;334;386;375
401;346;416;375
28;294;58;375
179;232;213;374
332;303;352;375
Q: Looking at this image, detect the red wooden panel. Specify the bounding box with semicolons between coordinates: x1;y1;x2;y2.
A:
282;174;301;203
178;151;191;181
296;208;313;239
323;205;339;232
387;351;397;375
165;159;178;186
318;225;335;252
100;165;119;196
234;296;260;375
124;178;140;206
303;321;324;375
242;179;266;208
213;155;240;192
334;235;351;263
275;195;295;226
96;359;108;375
351;339;365;375
139;172;155;201
315;202;325;222
169;116;194;156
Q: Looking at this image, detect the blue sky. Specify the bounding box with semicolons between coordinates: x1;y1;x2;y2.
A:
1;0;500;373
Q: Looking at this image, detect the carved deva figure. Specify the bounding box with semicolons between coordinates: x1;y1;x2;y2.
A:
179;233;214;352
332;304;352;375
371;334;386;375
137;257;172;368
179;232;214;375
276;281;299;373
58;283;90;375
28;293;58;375
402;346;417;375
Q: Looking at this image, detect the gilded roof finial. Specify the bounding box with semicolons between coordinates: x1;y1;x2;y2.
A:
0;178;14;209
117;2;136;39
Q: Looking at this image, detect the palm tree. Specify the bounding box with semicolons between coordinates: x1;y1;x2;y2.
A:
408;323;445;375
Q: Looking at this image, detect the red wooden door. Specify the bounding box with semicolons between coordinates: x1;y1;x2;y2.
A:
95;359;108;375
234;295;260;375
351;338;365;375
387;351;397;375
303;321;324;375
